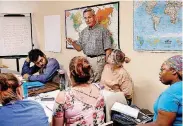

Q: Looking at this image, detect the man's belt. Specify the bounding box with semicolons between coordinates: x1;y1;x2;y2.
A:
87;54;105;58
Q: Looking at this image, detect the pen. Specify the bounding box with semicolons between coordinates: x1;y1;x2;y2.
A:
46;105;53;112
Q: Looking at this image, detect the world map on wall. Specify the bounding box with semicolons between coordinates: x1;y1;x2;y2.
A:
134;1;182;51
65;2;119;49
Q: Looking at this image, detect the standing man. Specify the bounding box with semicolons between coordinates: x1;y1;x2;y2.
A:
21;49;60;83
67;8;112;82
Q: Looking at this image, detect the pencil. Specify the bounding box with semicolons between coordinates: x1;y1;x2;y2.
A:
46;105;53;112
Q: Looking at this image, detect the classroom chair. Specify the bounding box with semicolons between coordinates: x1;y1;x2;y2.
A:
102;90;127;122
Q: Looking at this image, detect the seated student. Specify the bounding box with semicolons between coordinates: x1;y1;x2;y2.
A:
0;73;48;126
21;49;60;83
138;55;182;126
52;56;105;126
100;49;133;105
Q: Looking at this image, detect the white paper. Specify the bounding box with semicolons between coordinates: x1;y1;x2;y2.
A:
28;90;60;122
111;102;139;119
41;102;55;122
14;74;26;82
44;15;61;52
0;16;32;56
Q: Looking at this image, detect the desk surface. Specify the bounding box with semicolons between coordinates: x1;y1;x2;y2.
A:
28;90;60;123
28;82;60;97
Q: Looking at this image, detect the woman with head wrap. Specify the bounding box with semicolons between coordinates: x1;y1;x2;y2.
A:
138;55;182;126
100;49;134;105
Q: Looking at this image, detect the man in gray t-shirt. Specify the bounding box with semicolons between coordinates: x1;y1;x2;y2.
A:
67;8;112;82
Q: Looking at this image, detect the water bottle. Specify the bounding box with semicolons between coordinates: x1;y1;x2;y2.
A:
22;82;28;98
58;69;65;91
61;74;66;91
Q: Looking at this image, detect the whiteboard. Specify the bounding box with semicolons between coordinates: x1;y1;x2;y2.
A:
0;13;33;57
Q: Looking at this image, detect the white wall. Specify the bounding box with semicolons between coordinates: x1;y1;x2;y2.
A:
0;1;39;70
0;1;181;111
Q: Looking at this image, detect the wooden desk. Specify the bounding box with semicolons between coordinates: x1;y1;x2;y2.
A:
28;82;60;97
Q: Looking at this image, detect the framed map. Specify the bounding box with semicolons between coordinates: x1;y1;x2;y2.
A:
134;1;182;51
65;2;119;49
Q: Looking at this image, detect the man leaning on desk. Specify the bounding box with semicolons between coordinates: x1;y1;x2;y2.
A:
21;49;60;83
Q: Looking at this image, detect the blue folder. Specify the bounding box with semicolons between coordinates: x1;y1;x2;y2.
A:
23;81;45;89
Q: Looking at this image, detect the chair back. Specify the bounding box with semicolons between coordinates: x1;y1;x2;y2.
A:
102;90;127;122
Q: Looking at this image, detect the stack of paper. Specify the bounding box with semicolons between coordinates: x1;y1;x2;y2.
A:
111;102;139;119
